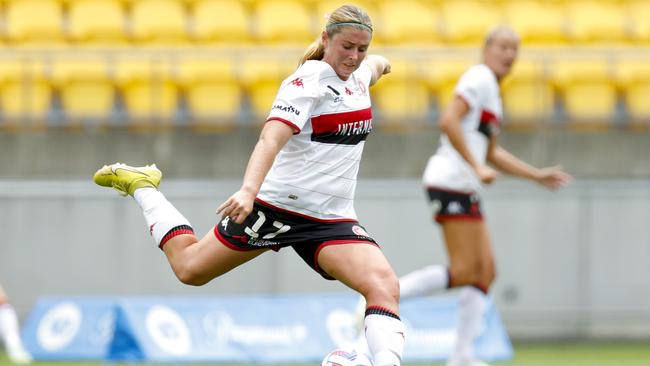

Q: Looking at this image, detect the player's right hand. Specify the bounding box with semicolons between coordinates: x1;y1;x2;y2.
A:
216;190;255;224
475;164;498;185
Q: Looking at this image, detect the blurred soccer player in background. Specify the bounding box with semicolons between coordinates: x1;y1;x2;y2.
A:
354;25;572;366
0;284;32;364
402;26;572;366
93;5;406;366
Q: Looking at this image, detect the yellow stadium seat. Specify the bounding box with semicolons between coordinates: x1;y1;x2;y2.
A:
439;0;500;44
191;0;251;43
503;0;567;45
177;58;241;129
372;59;430;124
115;58;178;125
375;0;440;45
131;0;188;45
616;60;650;122
426;59;474;110
240;59;297;120
51;58;114;121
566;0;627;44
5;0;64;45
551;59;617;125
501;60;554;124
0;59;51;125
68;0;126;45
628;0;650;44
254;0;313;44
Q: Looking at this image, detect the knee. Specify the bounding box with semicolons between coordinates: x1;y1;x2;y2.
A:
448;262;478;286
175;266;210;287
484;266;497;287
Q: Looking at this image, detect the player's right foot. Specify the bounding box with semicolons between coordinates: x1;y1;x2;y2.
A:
93;163;162;196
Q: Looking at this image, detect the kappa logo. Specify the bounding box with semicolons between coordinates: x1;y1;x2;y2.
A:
447;201;464;214
352;225;369;237
345;87;354;95
290;78;304;88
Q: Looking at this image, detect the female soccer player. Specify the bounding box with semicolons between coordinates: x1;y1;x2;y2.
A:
94;5;404;366
399;26;572;366
0;284;32;364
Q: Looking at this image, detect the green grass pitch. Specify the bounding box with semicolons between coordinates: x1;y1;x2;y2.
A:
2;342;649;366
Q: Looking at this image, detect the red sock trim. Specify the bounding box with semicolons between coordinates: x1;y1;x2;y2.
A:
365;305;400;320
159;225;194;250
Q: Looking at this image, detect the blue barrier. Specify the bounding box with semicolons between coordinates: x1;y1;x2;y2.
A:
22;293;512;363
21;297;116;360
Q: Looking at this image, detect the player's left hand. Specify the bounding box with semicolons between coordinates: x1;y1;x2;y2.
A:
536;165;573;190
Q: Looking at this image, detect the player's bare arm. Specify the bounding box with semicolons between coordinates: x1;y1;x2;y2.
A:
488;145;572;189
366;54;391;86
217;121;294;223
441;95;497;184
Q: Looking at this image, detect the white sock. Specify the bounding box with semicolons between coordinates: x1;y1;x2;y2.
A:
365;310;405;366
399;265;449;299
0;303;26;352
133;187;193;248
450;286;486;364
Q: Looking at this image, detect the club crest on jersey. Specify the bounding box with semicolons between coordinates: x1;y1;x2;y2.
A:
352;225;369;237
357;79;367;96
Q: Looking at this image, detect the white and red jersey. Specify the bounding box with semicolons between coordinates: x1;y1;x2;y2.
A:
423;64;502;193
257;60;374;221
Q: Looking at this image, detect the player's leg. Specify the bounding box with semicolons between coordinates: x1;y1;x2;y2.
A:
0;285;32;364
93;163;268;285
318;243;405;366
442;220;494;366
354;244;449;339
161;229;269;286
399;261;450;299
398;188;475;301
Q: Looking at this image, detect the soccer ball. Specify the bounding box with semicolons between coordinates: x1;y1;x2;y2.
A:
321;348;374;366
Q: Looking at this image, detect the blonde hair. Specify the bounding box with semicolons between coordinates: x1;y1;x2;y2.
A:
299;5;373;65
484;25;519;47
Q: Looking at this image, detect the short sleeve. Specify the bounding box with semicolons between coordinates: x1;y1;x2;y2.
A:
266;64;321;133
357;60;373;88
454;65;490;110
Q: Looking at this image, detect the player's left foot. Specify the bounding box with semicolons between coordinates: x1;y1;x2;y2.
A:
93;162;162;196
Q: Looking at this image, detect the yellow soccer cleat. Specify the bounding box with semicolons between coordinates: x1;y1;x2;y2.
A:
93;162;162;196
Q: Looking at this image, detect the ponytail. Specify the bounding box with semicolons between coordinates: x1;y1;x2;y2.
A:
299;37;326;66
